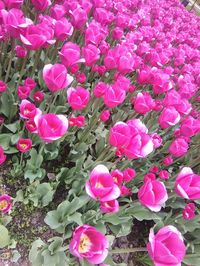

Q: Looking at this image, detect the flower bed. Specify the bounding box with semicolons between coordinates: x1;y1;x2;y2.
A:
0;0;200;265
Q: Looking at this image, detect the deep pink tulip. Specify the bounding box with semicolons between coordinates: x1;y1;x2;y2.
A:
159;170;169;180
109;122;131;148
0;80;7;93
55;18;73;41
0;145;6;165
75;72;86;83
147;226;186;266
34;113;68;143
93;82;109;98
19;100;38;119
17;138;32;152
17;85;31;99
103;85;126;108
43;64;73;93
159;107;180;129
123;168;136;182
180;116;200;137
82;44;100;66
70;7;88;29
100;199;119;213
175;167;200;200
85;165;121;202
69;225;109;264
100;110;110;122
133;92;155;115
50;4;66;19
69;116;85;127
67;86;90;110
59;42;83;68
33;91;44;103
15;45;27;58
169;137;189;157
120;186;132;197
3;0;23;9
183;203;195;220
31;0;51;11
163;156;173;166
124;133;154;159
20;25;48;50
150;133;162;148
24;77;36;90
25;119;37;133
0;194;11;214
138;179;168;212
111;169;123;186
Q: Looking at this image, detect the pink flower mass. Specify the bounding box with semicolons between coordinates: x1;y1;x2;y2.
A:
0;0;200;264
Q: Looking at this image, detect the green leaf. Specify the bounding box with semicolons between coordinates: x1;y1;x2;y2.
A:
68;212;83;225
0;224;10;248
44;211;61;230
183;254;200;265
48;237;63;254
0;134;11;150
29;239;46;266
4;121;20;133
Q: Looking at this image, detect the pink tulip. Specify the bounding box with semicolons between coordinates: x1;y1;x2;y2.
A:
50;4;66;19
17;85;31;99
0;116;5;125
109;122;131;148
0;145;6;165
133;92;155;115
93;82;109;98
169;137;189;157
159;170;169;180
111;169;123;186
124;133;154;159
127;119;148;135
15;45;27;58
100;110;110;122
123;168;136;182
19;100;38;119
175;167;200;200
147;226;186;266
138;179;168;212
85;165;121;202
163;156;173;166
24;77;36;90
82;44;100;66
120;186;132;197
75;72;86;83
34;113;68;143
67;86;90;110
33;91;44;103
55;18;73;41
183;203;195;220
3;0;23;9
180;116;200;137
103;85;126;108
0;194;11;214
150;133;162;148
69;225;109;264
20;25;47;50
69;115;85;127
31;0;51;11
159;107;180;129
70;7;88;29
0;80;7;93
43;64;73;93
59;42;83;68
100;199;119;213
17;138;32;153
25;119;37;133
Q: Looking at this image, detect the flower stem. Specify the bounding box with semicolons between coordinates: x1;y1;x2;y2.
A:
110;247;147;254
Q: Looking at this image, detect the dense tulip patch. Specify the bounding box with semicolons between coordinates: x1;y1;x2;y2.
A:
0;0;200;265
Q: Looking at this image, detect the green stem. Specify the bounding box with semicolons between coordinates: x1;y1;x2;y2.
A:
110;247;147;254
19;152;23;167
31;49;41;76
17;52;29;86
5;40;15;83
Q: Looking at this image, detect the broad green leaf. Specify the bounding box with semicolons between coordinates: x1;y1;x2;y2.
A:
0;224;10;248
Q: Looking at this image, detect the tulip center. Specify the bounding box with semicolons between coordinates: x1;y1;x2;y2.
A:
20;144;28;150
0;200;8;210
78;234;91;253
24;109;30;114
95;182;104;189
